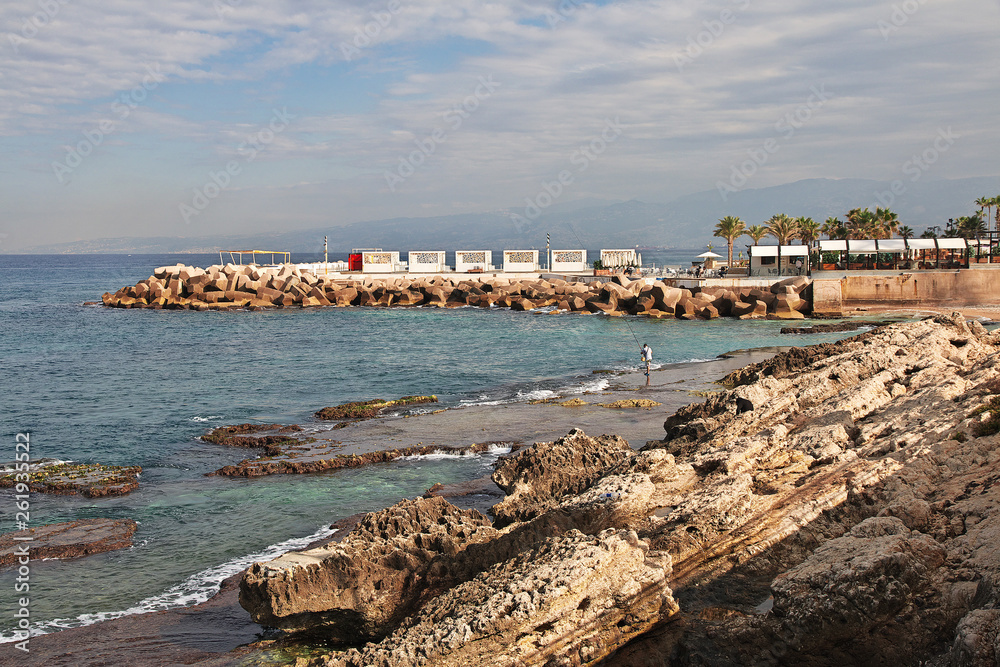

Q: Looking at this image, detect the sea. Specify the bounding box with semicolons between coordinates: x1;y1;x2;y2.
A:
0;253;864;646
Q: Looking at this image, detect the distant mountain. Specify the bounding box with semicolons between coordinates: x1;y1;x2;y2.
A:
14;176;998;254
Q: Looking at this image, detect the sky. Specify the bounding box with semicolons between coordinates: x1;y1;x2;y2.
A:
1;0;998;251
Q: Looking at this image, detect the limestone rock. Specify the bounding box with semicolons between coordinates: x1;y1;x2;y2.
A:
320;529;678;667
491;428;633;527
239;496;499;638
0;518;137;566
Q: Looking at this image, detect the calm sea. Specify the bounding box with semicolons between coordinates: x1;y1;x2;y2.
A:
0;254;856;642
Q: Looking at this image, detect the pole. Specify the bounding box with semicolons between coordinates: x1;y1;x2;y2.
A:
546;233;550;272
324;236;328;276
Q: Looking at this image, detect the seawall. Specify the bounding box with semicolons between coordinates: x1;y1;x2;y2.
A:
813;267;1000;316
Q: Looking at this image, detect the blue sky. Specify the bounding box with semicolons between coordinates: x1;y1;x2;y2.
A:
1;0;998;250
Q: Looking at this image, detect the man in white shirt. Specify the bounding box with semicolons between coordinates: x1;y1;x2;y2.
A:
642;343;652;376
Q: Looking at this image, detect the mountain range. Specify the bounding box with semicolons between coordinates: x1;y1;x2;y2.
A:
12;176;999;255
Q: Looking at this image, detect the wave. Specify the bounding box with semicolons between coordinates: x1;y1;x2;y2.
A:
0;523;337;643
188;415;224;422
400;443;514;461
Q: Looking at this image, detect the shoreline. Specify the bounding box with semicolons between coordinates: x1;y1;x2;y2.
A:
11;349;779;665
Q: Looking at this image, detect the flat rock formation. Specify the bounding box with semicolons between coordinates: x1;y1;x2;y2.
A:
314;396;438;421
0;519;137;566
0;459;142;497
231;314;1000;666
208;441;518;478
102;264;811;320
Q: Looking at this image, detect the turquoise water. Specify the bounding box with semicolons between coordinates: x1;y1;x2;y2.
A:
0;254;858;641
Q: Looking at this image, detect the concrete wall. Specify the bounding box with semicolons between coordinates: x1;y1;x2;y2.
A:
408;251;446;273
551;249;587;272
813;269;1000;315
456;251;492;272
503;250;539;272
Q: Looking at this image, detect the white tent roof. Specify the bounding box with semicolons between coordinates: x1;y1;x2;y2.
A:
696;251;722;258
877;239;906;253
781;245;810;256
749;245;778;257
906;239;936;250
936;238;967;249
819;240;848;251
848;239;878;254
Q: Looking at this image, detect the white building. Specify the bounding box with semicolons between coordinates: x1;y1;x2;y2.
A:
551;249;588;272
408;251;447;273
455;250;493;272
503;250;539;272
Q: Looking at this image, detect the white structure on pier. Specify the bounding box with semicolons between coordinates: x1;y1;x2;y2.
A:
551;249;587;272
503;250;539;272
408;251;447;273
455;251;493;272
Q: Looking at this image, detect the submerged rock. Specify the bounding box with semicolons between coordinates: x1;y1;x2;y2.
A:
0;519;138;566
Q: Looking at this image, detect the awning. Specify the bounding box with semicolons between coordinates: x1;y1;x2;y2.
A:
967;238;992;247
848;239;878;254
936;238;967;250
906;239;936;250
877;239;906;253
781;245;809;256
819;240;847;251
750;245;779;257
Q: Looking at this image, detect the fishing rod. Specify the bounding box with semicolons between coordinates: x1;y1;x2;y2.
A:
622;313;642;350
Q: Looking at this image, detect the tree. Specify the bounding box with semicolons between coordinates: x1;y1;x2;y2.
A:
714;215;746;271
796;217;820;244
875;207;899;238
957;215;987;239
976;196;991;229
767;214;799;275
846;207;878;239
899;226;914;240
744;225;768;245
821;216;847;239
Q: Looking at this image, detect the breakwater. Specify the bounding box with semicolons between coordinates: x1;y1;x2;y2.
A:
102;263;813;320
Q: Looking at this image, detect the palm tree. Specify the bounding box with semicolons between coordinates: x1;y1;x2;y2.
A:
875;207;900;238
744;224;768;245
767;214;799;275
976;196;991;229
821;216;847;239
846;207;879;239
796;217;820;244
993;195;1000;233
898;226;914;240
714;215;746;270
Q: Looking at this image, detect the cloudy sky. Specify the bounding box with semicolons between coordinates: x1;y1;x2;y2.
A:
1;0;997;250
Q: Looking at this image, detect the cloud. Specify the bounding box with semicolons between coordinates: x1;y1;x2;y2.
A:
0;0;998;249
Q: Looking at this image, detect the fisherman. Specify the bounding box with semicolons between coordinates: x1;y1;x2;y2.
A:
641;343;652;376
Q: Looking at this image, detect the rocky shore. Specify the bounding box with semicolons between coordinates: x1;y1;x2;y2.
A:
101;263;812;319
0;459;142;497
0;519;138;567
232;314;1000;666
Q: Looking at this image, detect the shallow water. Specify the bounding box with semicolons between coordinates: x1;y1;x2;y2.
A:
0;254;867;641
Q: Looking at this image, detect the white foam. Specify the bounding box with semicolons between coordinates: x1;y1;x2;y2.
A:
400;443;513;462
189;415;224;422
0;523;337;643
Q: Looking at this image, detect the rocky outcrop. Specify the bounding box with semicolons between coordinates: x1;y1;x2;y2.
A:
237;314;1000;667
0;459;142;497
319;529;677;667
314;396;438;421
491;428;633;527
0;519;138;566
210;441;517;478
103;264;812;320
239;497;500;640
